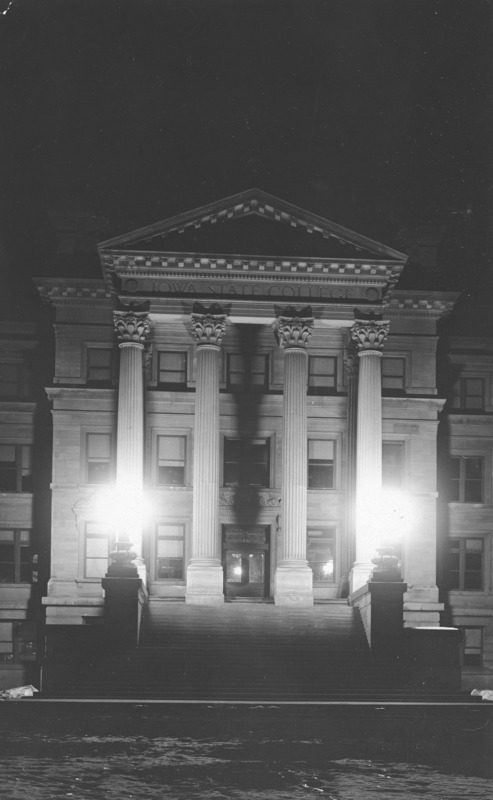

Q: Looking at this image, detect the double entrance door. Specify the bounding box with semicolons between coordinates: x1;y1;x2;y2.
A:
222;525;270;600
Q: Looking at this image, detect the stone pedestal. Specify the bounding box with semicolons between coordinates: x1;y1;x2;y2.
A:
273;315;314;607
368;580;407;654
101;575;145;649
186;312;228;605
349;319;389;594
402;627;461;690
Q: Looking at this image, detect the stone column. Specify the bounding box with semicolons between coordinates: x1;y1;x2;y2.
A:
273;314;314;606
349;319;389;594
341;344;358;596
186;311;228;605
111;310;151;582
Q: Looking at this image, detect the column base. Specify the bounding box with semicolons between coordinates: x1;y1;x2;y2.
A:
274;562;313;607
349;562;373;594
185;560;224;605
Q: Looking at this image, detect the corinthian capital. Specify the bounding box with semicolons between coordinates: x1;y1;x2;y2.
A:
113;310;151;346
351;319;389;352
191;313;228;347
273;316;314;350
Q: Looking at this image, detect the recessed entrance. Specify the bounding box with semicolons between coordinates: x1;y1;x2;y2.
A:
222;525;270;600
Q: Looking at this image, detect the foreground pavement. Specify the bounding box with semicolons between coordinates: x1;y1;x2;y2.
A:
0;700;491;799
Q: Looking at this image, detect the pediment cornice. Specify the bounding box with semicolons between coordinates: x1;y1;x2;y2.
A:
97;188;407;261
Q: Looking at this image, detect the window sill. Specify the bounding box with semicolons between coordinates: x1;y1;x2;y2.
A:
155;484;190;490
0;582;32;588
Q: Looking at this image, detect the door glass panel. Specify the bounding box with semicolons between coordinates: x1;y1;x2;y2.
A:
226;553;244;583
248;553;264;583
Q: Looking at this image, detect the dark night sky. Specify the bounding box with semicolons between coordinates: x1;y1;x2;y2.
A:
0;0;491;330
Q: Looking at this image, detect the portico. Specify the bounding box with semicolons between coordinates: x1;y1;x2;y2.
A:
37;190;452;635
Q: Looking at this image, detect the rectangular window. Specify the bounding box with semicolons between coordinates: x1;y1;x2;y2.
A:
155;523;185;580
460;627;483;667
307;528;335;584
451;378;484;411
0;445;32;492
446;538;483;591
158;352;187;388
84;523;110;579
382;442;404;488
157;435;186;486
382;357;405;392
308;356;337;395
86;433;112;484
0;530;31;584
0;363;20;399
223;438;270;487
448;456;483;503
227;353;268;390
308;440;334;489
0;362;30;400
87;348;113;384
0;621;13;663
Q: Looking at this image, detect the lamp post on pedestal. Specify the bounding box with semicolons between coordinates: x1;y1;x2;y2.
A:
368;490;410;656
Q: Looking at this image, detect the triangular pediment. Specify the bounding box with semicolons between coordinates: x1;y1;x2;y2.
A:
98;188;406;262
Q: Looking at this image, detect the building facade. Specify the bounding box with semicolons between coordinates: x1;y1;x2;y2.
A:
2;190;491;689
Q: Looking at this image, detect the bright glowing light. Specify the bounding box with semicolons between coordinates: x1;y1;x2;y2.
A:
234;566;242;577
91;485;151;536
322;560;334;577
355;487;411;558
377;489;411;547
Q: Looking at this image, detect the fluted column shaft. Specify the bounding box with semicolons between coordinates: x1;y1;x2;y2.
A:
273;315;314;606
282;347;309;562
116;342;145;488
342;346;358;595
113;310;151;574
350;319;389;594
191;344;221;560
186;312;228;604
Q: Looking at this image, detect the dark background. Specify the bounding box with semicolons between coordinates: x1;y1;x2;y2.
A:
0;0;491;330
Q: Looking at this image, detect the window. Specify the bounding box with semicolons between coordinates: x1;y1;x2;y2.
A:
460;627;483;667
157;435;186;486
227;353;268;390
0;621;13;663
87;347;113;384
0;362;30;400
223;438;270;487
84;523;110;579
308;356;337;395
0;445;32;492
0;530;31;583
308;440;334;489
307;528;335;584
382;442;404;488
86;433;112;484
451;378;484;411
447;456;483;503
382;357;405;393
158;351;187;389
445;538;483;591
155;524;185;580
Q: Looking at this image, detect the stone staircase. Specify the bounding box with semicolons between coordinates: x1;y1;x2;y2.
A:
40;599;470;701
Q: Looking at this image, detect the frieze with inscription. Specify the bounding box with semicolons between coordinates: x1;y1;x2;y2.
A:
121;277;381;303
